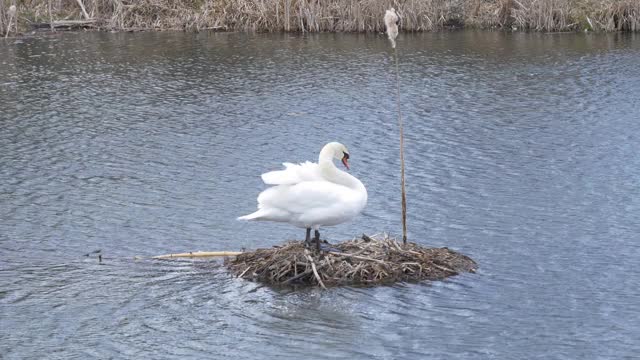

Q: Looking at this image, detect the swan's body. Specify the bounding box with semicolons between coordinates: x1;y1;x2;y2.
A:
238;142;367;250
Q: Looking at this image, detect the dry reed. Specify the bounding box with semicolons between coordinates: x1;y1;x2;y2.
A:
1;0;638;36
225;234;477;288
3;4;15;37
384;7;408;245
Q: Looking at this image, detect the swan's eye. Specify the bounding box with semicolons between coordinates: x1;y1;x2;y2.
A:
343;152;350;160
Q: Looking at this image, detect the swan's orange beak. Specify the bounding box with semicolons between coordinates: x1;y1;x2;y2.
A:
341;155;350;170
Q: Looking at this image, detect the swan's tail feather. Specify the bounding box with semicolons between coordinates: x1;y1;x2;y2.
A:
237;210;266;221
237;207;290;222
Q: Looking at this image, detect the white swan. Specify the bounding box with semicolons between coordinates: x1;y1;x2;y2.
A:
238;142;368;251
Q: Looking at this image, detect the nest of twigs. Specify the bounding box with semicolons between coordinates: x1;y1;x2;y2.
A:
225;234;477;288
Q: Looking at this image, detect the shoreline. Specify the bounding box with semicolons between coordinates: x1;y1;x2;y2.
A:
2;0;638;38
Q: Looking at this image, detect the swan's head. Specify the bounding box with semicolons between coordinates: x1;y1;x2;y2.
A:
321;142;350;170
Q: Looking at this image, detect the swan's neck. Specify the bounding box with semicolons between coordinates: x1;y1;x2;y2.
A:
318;146;366;194
318;158;362;190
318;146;335;164
317;145;367;204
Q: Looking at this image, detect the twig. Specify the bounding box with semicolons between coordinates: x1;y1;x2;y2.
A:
390;238;403;251
348;244;374;257
304;251;326;289
283;268;312;284
239;266;252;278
283;261;327;285
275;262;292;280
430;263;457;274
328;251;386;264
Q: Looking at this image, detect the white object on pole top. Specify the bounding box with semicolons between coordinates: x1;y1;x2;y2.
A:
9;5;17;16
384;8;399;48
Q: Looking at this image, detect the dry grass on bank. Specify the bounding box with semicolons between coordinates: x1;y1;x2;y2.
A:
225;234;477;288
1;0;638;36
0;2;13;36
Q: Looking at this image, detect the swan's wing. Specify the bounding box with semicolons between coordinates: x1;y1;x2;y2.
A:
248;180;366;226
257;181;354;214
260;161;322;185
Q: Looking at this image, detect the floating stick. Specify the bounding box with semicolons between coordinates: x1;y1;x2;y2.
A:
153;251;243;259
384;8;408;245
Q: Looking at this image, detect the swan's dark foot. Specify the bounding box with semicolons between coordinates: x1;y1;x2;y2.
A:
314;230;321;252
304;228;312;246
317;242;339;252
303;230;336;252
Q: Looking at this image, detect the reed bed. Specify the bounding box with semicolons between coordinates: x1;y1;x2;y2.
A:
2;0;638;36
0;0;637;35
225;234;477;288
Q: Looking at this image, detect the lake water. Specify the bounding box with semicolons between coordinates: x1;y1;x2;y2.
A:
1;31;639;359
